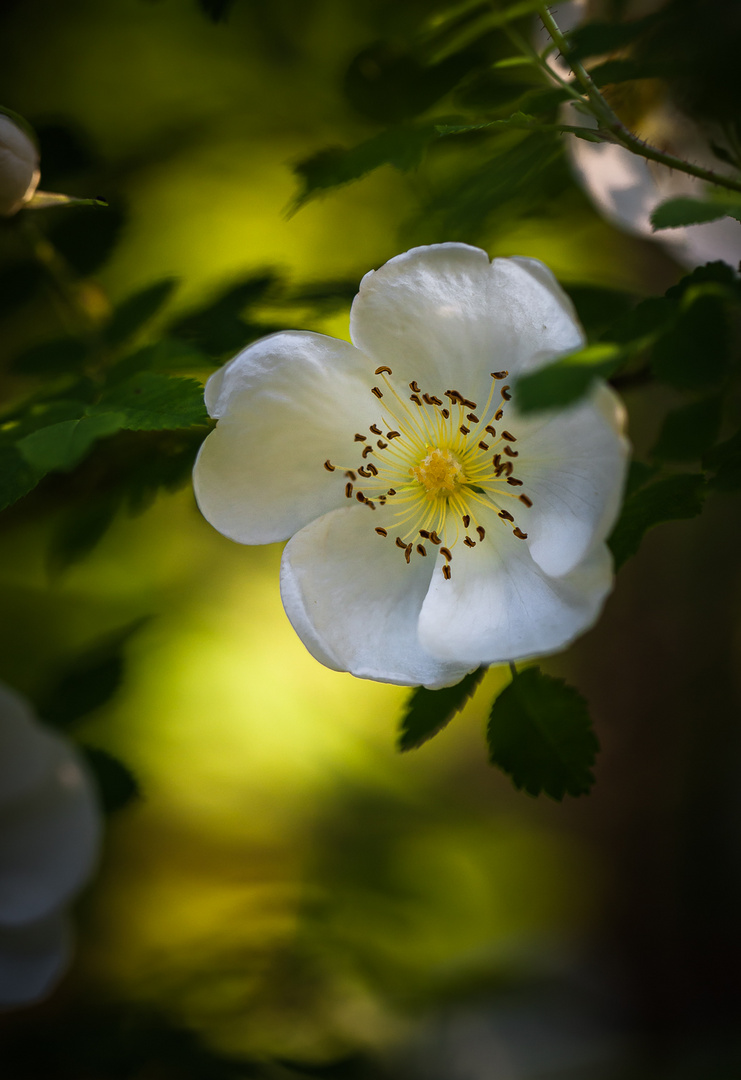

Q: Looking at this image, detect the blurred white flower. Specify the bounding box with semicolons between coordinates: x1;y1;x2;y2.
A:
0;683;101;1007
194;244;628;688
0;113;40;217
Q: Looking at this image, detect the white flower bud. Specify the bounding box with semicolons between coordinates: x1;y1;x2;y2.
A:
0;113;40;217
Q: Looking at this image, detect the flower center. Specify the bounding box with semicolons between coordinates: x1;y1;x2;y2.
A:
323;365;533;580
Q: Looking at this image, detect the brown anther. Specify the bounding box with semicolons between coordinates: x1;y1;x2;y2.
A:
501;430;516;442
463;398;477;409
429;531;441;545
492;453;501;469
476;526;485;541
379;496;387;504
503;445;519;457
422;393;434;405
377;440;388;449
462;515;470;528
498;462;514;477
395;537;407;550
485;425;496;437
387;488;397;496
513;527;528;539
366;463;379;476
419;529;431;539
323;460;336;472
440;547;452;562
507;477;523;487
500;385;512;401
354;433;367;442
345;470;357;480
362;445;374;458
375;527;388;537
466;412;479;423
519;494;533;508
441;408;450;419
356;491;365;502
495;408;504;421
478;441;489;451
409;380;421;393
442;564;452;580
364;498;376;509
464;536;476;548
429;395;442;406
445;389;464;403
375;366;392;375
371;386;383;398
345;483;353;498
387;430;401;439
498;509;514;522
459;425;470;436
491;370;509;379
404;544;412;564
358;467;371;477
416;544;427;557
370;424;382;435
410;394;422;406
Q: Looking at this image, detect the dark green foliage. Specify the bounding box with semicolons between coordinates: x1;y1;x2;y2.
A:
48;497;120;573
487;667;598;799
608;474;706;568
564;284;635;338
104;278;179;345
46;203;126;276
398;667;486;751
169;272;281;356
664;261;741;300
514;343;624;413
565;13;663;61
36;618;147;729
197;0;237;22
651;197;741;230
0;445;44;511
651;394;723;461
96;372;209;431
624;459;659;497
703;429;741;491
0;261;44;315
650;294;730;389
11;337;90;376
81;745;140;814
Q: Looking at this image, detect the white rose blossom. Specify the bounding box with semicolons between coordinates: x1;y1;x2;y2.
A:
0;113;40;217
0;683;101;1007
194;244;629;689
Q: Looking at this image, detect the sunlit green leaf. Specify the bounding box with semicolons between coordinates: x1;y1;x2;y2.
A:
608;473;706;569
16;411;126;472
514;343;625;413
651;197;741;230
95;372;208;430
398;667;486;751
487;667;598;799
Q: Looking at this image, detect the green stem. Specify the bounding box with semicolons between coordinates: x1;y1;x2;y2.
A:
536;2;741;196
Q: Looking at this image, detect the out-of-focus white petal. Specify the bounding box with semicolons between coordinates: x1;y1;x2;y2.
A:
349;244;584;408
0;114;40;217
513;384;628;577
0;912;70;1008
194;331;379;545
280;506;473;688
0;685;57;809
0;736;101;926
419;523;613;667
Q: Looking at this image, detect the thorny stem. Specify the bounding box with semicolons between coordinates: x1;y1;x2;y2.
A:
536;2;741;196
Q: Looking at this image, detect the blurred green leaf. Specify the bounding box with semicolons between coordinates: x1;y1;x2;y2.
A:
197;0;236;21
48;497;119;573
564;284;635;337
608;473;706;568
566;13;661;61
0;445;44;511
95;372;208;430
11;337;90;376
664;260;740;300
703;428;741;491
650;294;730;389
434;111;538;135
625;459;659;496
0;261;44;316
112;338;212;379
104;278;179;345
46;203;125;276
514;343;625;413
16;411;125;472
398;667;486;751
169;272;281;356
81;745;140;814
487;667;598;799
651;394;723;461
651;197;741;230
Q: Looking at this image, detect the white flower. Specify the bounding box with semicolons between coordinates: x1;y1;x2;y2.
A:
0;684;101;1007
193;244;628;689
0;113;40;217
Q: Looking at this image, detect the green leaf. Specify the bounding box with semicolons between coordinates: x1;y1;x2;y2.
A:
624;459;658;497
81;746;140;814
0;445;44;511
703;429;741;491
651;197;741;230
169;272;281;356
608;473;706;569
95;372;208;430
650;294;730;389
566;14;661;61
514;343;625;413
46;202;125;275
434;111;537;136
292;125;437;210
486;667;598;799
564;284;635;337
651;394;723;461
664;261;740;301
112;338;212;380
16;411;126;472
104;278;179;345
48;498;119;573
398;667;486;751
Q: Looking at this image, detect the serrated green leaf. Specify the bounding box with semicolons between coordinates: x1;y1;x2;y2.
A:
514;343;625;413
398;667;486;751
0;445;44;511
487;667;598;799
608;473;706;569
16;411;126;472
650;294;729;389
651;394;723;461
664;261;740;301
95;372;208;431
651;197;741;230
81;746;140;814
104;278;179;345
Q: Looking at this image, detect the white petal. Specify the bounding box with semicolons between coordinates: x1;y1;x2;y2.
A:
419;524;613;667
0;685;58;808
194;331;379;545
349;244;584;408
512;384;629;577
0;737;101;925
0;912;70;1008
0;115;40;217
280;505;473;688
